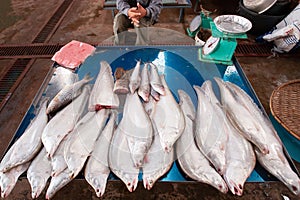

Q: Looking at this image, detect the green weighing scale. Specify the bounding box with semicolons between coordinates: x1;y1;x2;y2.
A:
189;13;250;65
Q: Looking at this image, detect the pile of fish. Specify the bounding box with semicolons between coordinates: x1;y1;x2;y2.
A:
0;60;300;199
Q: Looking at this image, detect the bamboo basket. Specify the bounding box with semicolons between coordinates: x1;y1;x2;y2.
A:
270;79;300;140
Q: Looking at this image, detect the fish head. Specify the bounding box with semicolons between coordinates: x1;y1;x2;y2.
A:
224;175;244;196
143;176;156;190
0;174;14;198
198;171;228;194
90;176;108;197
123;174;138;192
28;175;45;198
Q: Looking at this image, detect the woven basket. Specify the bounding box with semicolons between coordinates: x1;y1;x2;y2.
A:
270;79;300;140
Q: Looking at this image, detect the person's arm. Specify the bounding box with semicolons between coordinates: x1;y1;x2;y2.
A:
116;0;132;16
142;0;162;22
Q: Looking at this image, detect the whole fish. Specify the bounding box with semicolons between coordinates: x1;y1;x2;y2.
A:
0;98;48;173
89;61;119;111
84;111;117;197
42;85;90;157
149;62;165;95
45;66;79;101
255;133;300;195
201;80;255;195
129;60;141;94
214;77;269;154
27;148;51;199
50;134;70;177
0;162;30;198
45;168;73;200
121;92;153;168
108;109;141;192
193;85;227;175
142;97;174;190
46;73;92;114
151;75;185;153
176;90;228;194
138;63;150;102
64;109;110;179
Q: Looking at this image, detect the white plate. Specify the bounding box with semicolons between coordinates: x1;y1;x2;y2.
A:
202;36;220;55
189;15;202;32
214;15;252;34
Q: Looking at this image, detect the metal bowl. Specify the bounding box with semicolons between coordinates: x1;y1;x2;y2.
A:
213;15;252;34
243;0;277;14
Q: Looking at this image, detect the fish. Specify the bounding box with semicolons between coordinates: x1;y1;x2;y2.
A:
151;75;185;153
255;131;300;195
149;62;165;95
0;98;48;173
45;66;79;101
201;80;255;195
50;134;70;177
64;109;110;179
0;162;30;198
176;90;228;194
42;85;90;158
27;148;52;199
84;110;117;197
46;73;93;114
142;97;174;190
138;63;150;102
193;85;228;175
129;60;141;94
45;168;73;200
214;77;269;155
88;61;119;111
150;87;160;101
121;92;153;168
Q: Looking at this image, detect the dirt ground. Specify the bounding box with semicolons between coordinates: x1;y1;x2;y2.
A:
0;0;300;199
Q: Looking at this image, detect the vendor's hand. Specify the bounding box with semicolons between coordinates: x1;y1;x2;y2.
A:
128;7;141;21
136;3;147;18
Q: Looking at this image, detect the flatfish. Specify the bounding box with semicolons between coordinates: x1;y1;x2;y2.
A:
84;111;117;197
0;98;48;172
194;85;227;175
176;90;228;193
89;61;119;111
27;148;51;199
151;75;185;153
46;73;92;114
42;85;90;157
64;109;110;178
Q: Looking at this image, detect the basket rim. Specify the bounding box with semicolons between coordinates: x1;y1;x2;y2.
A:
270;79;300;140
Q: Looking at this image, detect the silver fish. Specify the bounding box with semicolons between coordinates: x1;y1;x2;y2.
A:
121;92;153;168
142;97;174;190
194;85;228;175
255;132;300;195
214;77;269;154
138;63;150;102
149;62;165;95
176;90;228;194
27;148;51;199
45;66;79;101
84;111;117;197
42;85;90;158
0;162;30;198
0;98;48;173
46;73;92;114
150;87;160;101
129;60;141;94
108;105;142;192
64;109;110;179
45;168;73;200
201;80;255;195
151;75;185;153
89;61;119;111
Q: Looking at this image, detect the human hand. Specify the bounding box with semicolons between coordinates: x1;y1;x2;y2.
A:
128;7;141;26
